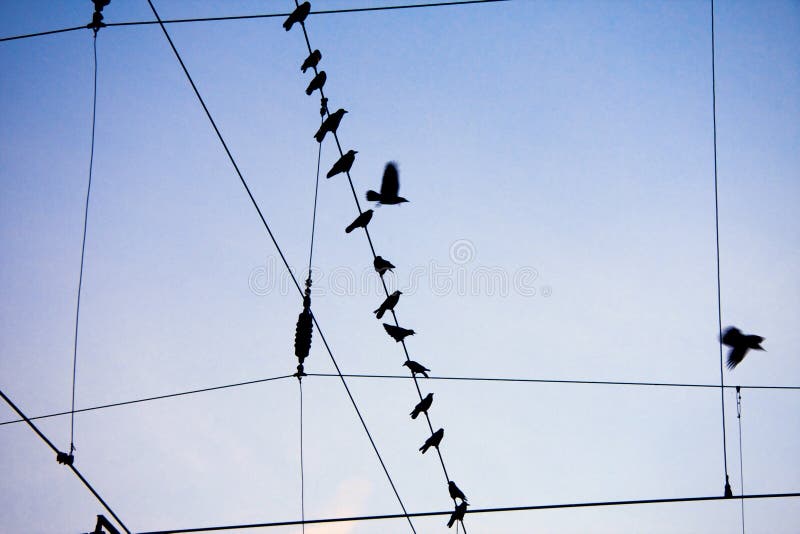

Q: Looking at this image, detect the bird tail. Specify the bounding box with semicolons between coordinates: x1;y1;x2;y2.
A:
366;190;381;202
306;86;313;96
283;20;292;31
419;444;427;453
421;371;429;378
447;516;456;528
314;129;326;143
345;221;357;233
326;168;336;179
374;308;385;319
411;409;419;419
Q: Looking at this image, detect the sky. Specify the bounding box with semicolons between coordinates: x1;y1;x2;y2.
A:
1;1;799;533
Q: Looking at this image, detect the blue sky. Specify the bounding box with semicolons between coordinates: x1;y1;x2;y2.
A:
1;1;798;533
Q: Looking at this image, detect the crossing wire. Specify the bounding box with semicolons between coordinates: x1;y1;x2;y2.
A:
143;0;414;529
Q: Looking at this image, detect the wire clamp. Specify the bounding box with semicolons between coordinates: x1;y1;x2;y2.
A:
320;97;328;117
57;451;75;466
87;1;111;34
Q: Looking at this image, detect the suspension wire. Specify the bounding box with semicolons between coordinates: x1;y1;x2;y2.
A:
736;386;745;534
307;134;323;277
143;1;413;527
69;31;99;457
710;0;731;498
299;381;306;534
136;492;800;534
4;372;799;428
0;388;131;534
0;1;511;43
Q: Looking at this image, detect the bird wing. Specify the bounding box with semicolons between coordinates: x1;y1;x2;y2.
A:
380;163;400;198
727;345;746;369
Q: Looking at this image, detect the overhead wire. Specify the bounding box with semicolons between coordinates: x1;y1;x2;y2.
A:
143;0;414;528
736;386;746;534
0;388;130;534
0;1;511;43
136;492;800;533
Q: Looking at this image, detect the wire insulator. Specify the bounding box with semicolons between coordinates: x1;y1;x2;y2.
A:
294;283;313;365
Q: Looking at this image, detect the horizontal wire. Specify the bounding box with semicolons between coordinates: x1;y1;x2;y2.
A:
2;372;797;428
136;492;800;533
0;0;510;43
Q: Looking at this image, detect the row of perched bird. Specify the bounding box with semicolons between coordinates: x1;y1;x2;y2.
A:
284;2;468;529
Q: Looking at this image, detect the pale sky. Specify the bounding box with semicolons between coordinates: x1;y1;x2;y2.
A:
1;1;798;533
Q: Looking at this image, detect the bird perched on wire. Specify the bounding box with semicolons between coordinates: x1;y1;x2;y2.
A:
384;323;415;342
283;1;311;31
403;360;430;378
722;326;765;369
448;481;467;503
314;108;347;143
419;428;444;454
374;256;395;276
345;210;373;234
374;291;401;319
305;70;326;95
367;162;409;205
410;393;433;420
301;49;321;73
327;150;357;178
447;501;468;529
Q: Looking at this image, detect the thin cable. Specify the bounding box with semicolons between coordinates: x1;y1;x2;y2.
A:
299;381;306;534
136;493;800;533
69;31;98;456
0;1;511;42
145;2;414;528
0;389;131;534
307;134;323;276
737;386;745;534
710;0;730;495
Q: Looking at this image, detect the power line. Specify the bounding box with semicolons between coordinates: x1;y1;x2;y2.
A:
143;0;414;527
0;1;510;43
0;388;131;534
3;372;798;428
136;492;800;533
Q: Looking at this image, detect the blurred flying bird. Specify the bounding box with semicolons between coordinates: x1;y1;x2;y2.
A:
448;481;467;503
301;49;322;72
327;150;357;178
374;291;401;319
403;360;430;378
419;428;444;454
366;162;408;205
345;210;373;234
384;323;415;342
314;108;347;143
305;70;326;95
447;501;468;529
722;326;765;369
283;2;311;31
410;393;433;419
374;256;395;276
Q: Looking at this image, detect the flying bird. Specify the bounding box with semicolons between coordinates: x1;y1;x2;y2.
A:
447;501;468;529
403;360;430;378
448;481;467;503
283;2;311;31
373;256;395;276
419;428;444;454
345;210;373;234
314;108;347;143
327;150;357;178
374;291;401;319
410;393;433;420
366;162;409;205
384;323;415;342
305;70;326;95
722;326;765;369
301;49;321;73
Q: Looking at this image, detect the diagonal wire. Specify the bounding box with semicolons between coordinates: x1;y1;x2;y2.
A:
0;388;131;534
143;0;413;528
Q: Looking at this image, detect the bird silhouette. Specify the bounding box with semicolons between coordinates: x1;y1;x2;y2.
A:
283;2;311;31
345;210;373;234
366;162;409;205
374;291;401;319
447;501;468;528
419;428;444;454
314;108;347;143
301;49;321;73
403;360;430;378
384;323;415;342
448;481;467;503
327;150;357;178
410;393;433;419
722;326;765;369
305;70;326;95
373;256;395;276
